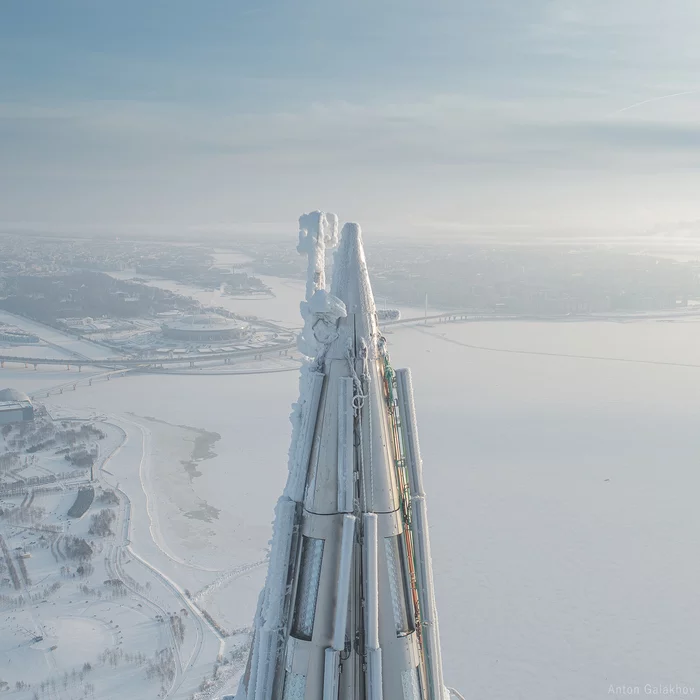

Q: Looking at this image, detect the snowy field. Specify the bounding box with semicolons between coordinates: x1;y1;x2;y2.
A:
1;274;699;698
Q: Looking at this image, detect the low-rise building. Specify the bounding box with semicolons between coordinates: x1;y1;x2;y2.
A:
0;388;34;425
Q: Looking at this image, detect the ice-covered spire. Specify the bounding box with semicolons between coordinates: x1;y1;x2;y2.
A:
236;214;450;700
297;211;345;360
325;222;379;360
297;211;339;301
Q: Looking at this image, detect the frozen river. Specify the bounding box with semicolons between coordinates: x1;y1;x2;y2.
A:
2;276;700;698
108;261;439;329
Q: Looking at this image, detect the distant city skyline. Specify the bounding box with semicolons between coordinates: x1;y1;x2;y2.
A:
3;1;700;237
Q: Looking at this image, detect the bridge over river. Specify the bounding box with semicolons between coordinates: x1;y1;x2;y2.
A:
0;340;297;371
0;312;512;371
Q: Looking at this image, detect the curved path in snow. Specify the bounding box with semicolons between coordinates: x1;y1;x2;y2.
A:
191;559;268;605
98;415;223;698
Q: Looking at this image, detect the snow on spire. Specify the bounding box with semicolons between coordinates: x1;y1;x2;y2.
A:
297;211;339;302
297;211;345;359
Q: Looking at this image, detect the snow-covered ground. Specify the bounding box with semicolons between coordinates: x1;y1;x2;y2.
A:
2;271;700;698
0;310;117;361
0;417;195;700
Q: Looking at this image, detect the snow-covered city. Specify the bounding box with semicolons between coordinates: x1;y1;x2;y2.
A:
2;216;700;699
4;2;700;698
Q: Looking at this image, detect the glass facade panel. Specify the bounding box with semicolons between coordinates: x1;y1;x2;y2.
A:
291;536;325;640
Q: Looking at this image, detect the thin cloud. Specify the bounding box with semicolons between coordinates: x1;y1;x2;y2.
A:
607;91;698;117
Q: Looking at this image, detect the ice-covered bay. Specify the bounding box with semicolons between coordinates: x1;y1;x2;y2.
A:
397;321;700;698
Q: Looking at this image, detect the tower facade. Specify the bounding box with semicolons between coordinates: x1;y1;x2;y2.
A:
237;214;447;700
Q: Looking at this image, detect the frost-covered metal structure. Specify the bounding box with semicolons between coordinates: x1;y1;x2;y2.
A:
237;212;447;700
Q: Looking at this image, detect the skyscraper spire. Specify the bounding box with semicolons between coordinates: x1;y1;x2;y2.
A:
237;214;448;700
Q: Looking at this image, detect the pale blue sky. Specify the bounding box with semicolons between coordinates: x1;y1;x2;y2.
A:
2;1;700;237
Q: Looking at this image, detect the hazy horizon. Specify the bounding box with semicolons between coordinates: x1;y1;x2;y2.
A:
3;1;700;238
